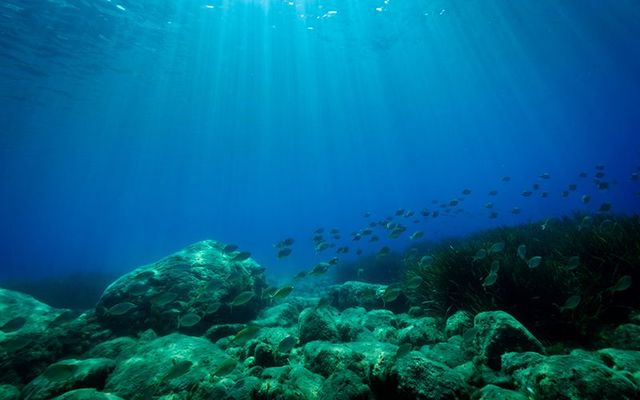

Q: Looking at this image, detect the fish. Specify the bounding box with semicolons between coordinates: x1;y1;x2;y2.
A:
581;195;591;204
395;343;412;358
532;183;540;191
388;227;406;239
231;252;251;262
315;242;330;252
271;285;294;300
213;358;237;376
395;208;405;216
568;184;577;191
484;202;494;209
501;176;511;182
163;360;193;381
405;276;423;290
404;210;415;218
539;172;551;179
527;256;542;269
449;198;460;206
595;171;606;179
489;211;498;219
421;209;431;217
42;363;79;382
580;216;593;229
597;181;609;190
490;260;500;274
206;302;222;314
611;275;632;292
432;211;440;218
419;255;434;267
461;188;472;195
178;313;201;328
232;325;261;344
579;172;588;178
309;262;330;276
0;317;27;333
328;257;339;265
223;244;239;254
595;164;605;171
483;272;498;287
277;248;292;258
521;191;532;197
472;249;487;262
598;202;612;212
336;246;349;254
293;271;308;280
540;191;549;198
382;285;402;304
488;190;498;196
516;244;526;260
106;302;136;316
230;291;255;306
377;246;391;257
631;172;639;181
488;242;505;254
48;310;79;328
559;295;581;311
316;296;332;309
363;212;371;218
151;292;178;307
567;256;580;270
561;190;569;198
129;283;149;296
512;207;521;215
409;231;424;240
356;249;363;255
278;336;297;353
369;235;379;243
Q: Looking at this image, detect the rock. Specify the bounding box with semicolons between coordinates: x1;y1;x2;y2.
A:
319;370;373;400
254;365;324;400
204;323;246;343
95;240;267;335
298;307;339;344
421;336;469;368
0;290;111;386
0;384;19;400
326;281;387;311
302;340;396;379
374;352;470;400
596;348;640;373
501;352;545;375
20;358;116;400
104;333;229;399
51;388;125;400
471;311;545;370
607;324;640;350
508;351;640;400
397;316;444;346
336;307;368;342
445;311;473;338
82;337;138;360
473;384;527;400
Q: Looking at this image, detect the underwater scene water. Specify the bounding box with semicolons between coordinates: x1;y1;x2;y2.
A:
1;0;640;398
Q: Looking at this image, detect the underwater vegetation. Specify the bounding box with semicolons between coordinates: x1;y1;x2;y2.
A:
404;213;640;345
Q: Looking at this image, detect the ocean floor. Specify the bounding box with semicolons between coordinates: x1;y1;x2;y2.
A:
1;238;639;400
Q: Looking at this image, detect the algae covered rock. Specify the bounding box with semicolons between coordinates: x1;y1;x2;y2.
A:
473;384;527;400
104;333;230;399
471;311;545;370
95;240;267;335
51;388;124;400
0;289;110;386
298;307;339;344
445;311;473;338
0;384;19;400
397;316;444;346
319;370;373;400
508;350;640;400
607;323;640;350
376;351;470;400
20;358;116;400
254;365;324;400
327;281;387;311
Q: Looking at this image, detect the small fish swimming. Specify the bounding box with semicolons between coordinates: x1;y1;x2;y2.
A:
277;248;292;258
382;285;402;304
472;249;487;262
419;255;434;267
521;191;532;197
278;335;297;353
405;276;423;290
232;325;261;345
309;262;329;276
178;313;201;328
581;195;591;204
611;275;632;292
489;211;498;219
213;358;237;376
501;176;511;182
0;317;27;333
223;244;239;254
483;271;498;287
151;292;178;307
230;291;255;307
377;246;391;257
567;256;580;270
511;207;521;214
409;231;424;240
559;295;581;311
598;202;612;213
539;172;551;179
488;190;498;196
271;285;294;300
461;188;472;195
488;242;505;254
395;343;412;358
163;360;193;381
42;363;79;382
527;256;542;269
516;244;526;261
490;260;500;274
106;302;136;316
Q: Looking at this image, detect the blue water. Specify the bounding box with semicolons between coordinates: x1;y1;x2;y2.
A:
1;0;639;281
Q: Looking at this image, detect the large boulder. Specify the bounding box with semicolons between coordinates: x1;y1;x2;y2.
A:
298;307;339;344
20;358;115;400
103;333;231;399
95;240;267;335
507;350;639;400
327;281;387;311
0;289;110;386
253;365;324;400
51;388;124;400
470;311;545;370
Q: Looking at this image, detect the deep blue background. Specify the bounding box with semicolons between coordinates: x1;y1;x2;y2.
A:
1;0;639;281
